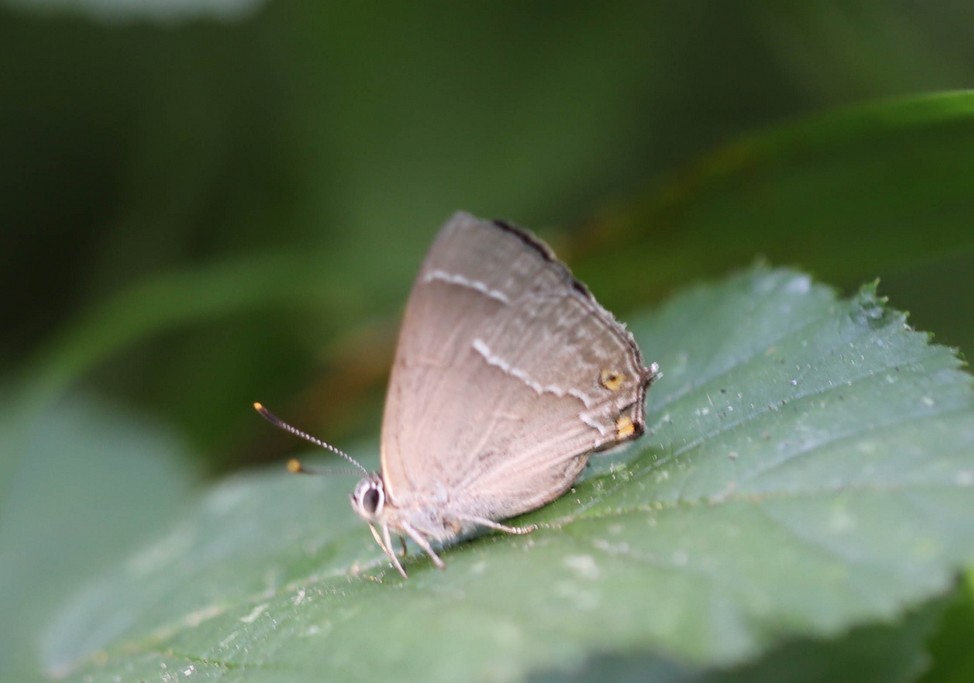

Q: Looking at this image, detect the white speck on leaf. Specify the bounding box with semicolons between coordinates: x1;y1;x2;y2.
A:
785;274;811;293
593;539;631;554
126;524;195;577
564;554;600;580
555;581;599;610
829;505;855;533
183;603;225;628
240;603;269;624
217;631;239;650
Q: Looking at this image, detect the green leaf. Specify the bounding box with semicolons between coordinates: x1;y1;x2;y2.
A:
578;91;974;308
918;571;974;683
541;598;946;683
0;395;200;683
44;268;974;682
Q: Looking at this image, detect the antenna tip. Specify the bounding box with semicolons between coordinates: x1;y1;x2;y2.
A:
253;402;280;427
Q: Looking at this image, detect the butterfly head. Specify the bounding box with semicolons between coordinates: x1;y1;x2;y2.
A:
351;473;386;523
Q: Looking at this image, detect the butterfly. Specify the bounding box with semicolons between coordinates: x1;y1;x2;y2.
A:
257;212;657;577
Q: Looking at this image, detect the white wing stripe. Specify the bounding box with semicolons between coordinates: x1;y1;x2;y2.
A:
424;269;511;305
472;338;593;408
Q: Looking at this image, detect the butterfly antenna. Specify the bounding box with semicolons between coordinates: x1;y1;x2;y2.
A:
285;458;362;477
253;402;369;476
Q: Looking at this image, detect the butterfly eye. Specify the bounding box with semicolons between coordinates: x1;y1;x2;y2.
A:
363;485;383;514
353;477;385;518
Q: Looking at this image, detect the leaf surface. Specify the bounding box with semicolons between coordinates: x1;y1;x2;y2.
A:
47;268;974;682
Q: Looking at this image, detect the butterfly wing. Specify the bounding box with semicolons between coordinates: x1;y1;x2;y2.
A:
380;212;654;520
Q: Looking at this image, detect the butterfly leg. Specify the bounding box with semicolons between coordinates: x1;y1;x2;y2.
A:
460;515;537;535
369;522;408;578
399;520;446;571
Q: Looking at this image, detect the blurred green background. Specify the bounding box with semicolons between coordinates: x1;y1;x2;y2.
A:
2;2;974;681
3;1;973;473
